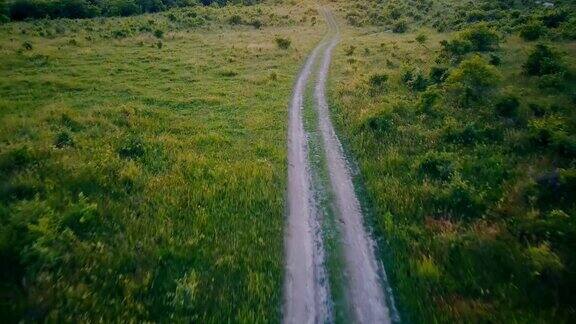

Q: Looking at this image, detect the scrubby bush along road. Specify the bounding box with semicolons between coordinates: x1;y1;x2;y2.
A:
285;8;397;323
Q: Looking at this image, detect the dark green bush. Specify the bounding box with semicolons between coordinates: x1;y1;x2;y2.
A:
362;113;394;134
446;55;501;105
429;66;448;84
433;178;484;220
118;135;146;159
55;131;74;148
458;22;500;52
489;53;502;66
419;88;440;114
539;9;569;28
392;19;408;33
560;19;576;40
368;73;388;89
228;14;242;25
153;28;163;38
440;38;473;57
495;94;520;118
419;153;455;181
523;44;565;76
275;37;290;50
519;21;546;41
250;19;262;29
0;146;36;173
538;72;566;91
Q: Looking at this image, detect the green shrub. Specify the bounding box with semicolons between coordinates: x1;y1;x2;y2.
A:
489;53;502;66
250;19;262;29
228;14;242;25
392;19;408;33
528;116;565;147
495;94;520;118
440;38;473;57
538;72;566;91
275;37;290;50
433;178;484;220
519;21;546;41
402;67;428;92
560;19;576;40
118;135;146;159
0;146;36;173
55;131;74;148
368;73;388;90
416;33;428;45
22;41;32;50
523;44;565;76
458;22;500;52
153;29;163;38
418;152;455;181
446;55;501;105
362;113;394;134
429;66;448;84
539;9;569;28
419;88;441;114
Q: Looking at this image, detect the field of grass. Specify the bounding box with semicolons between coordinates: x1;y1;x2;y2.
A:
329;0;576;322
0;2;323;321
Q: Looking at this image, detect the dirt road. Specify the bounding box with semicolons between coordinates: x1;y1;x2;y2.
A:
284;7;398;324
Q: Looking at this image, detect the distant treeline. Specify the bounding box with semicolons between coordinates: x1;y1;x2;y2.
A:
0;0;259;21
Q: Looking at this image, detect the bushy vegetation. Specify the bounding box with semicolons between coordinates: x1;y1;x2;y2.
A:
332;0;576;322
5;0;263;21
0;1;321;321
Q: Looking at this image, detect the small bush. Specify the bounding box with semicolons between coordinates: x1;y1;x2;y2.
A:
458;23;500;52
560;19;576;40
228;14;242;25
368;73;388;89
419;153;455;181
495;94;520;118
250;19;262;29
489;54;502;66
419;88;441;114
362;113;394;134
0;146;35;173
402;67;428;92
520;21;546;41
153;29;163;38
440;38;473;57
275;37;291;50
429;66;448;84
538;72;566;91
416;33;428;45
54;131;74;148
392;19;408;33
22;41;32;50
539;9;568;28
433;178;484;220
523;44;565;76
446;55;501;105
118;135;146;159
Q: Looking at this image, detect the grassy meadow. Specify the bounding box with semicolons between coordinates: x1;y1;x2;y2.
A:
330;0;576;322
0;2;323;321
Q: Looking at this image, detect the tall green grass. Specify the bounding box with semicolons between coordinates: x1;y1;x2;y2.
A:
330;0;576;322
0;1;322;321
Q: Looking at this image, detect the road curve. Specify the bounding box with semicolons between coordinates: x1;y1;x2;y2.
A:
314;9;392;323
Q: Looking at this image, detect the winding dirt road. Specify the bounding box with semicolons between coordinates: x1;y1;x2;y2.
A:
284;7;397;324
